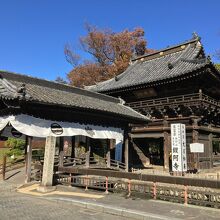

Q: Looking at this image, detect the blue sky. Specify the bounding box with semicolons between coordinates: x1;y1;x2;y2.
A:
0;0;219;81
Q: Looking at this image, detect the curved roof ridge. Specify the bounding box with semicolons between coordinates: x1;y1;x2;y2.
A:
131;34;200;62
0;70;120;104
87;35;214;93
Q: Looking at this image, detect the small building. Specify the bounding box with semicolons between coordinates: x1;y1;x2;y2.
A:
0;70;148;190
87;34;220;171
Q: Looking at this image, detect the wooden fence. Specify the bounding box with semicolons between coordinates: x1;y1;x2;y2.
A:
0;156;25;180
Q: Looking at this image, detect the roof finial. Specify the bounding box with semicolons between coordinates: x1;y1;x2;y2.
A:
17;83;29;99
192;32;201;41
168;62;173;69
118;97;125;105
207;55;211;63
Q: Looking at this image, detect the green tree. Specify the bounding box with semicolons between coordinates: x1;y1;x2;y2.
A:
5;138;25;157
215;63;220;71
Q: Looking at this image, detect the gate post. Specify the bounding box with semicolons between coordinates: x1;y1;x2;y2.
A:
38;136;56;192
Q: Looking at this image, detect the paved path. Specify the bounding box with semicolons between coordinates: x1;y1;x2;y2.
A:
0;181;130;220
1;168;220;220
4;166;26;185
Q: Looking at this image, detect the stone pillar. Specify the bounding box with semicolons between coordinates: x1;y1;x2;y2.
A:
25;136;32;183
85;137;90;168
163;132;169;171
38;136;56;192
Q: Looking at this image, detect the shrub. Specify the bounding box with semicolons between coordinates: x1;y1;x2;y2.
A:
4;138;25;157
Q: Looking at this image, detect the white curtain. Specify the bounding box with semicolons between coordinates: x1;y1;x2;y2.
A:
0;114;123;144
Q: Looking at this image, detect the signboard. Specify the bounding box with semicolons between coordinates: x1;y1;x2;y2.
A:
190;143;204;153
171;124;187;172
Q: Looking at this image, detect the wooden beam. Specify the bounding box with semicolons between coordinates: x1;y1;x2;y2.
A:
132;125;220;134
130;133;164;138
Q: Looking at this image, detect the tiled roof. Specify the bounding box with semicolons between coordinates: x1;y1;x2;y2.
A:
87;36;212;93
0;71;149;122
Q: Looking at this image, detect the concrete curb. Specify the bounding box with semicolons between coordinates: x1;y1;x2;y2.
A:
44;197;180;220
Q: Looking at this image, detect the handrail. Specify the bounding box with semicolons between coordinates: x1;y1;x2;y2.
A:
127;92;220;109
61;156;126;170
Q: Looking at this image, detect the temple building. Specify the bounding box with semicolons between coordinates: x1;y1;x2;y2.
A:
0;71;148;190
87;34;220;171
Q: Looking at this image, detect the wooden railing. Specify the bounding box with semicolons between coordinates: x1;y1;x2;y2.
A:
56;173;220;209
109;159;126;170
127;92;220;111
62;157;86;167
33;156;126;171
0;156;25;180
62;157;126;171
31;163;220;208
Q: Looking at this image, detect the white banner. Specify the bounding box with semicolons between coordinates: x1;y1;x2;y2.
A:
171;124;187;172
0;114;123;144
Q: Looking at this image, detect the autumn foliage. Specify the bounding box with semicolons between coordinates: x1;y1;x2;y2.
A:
66;24;152;87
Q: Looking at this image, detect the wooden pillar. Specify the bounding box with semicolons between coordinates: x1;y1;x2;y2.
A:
163;132;169;171
24;136;28;177
124;131;129;172
2;155;6;181
25;136;32;183
85;137;90;168
209;133;213;168
71;136;75;158
106;139;111;168
59;137;64;166
163;119;169;171
192;129;199;170
192;118;202;170
38;136;56;192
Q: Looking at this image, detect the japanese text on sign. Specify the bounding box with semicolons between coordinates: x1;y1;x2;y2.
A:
171;124;187;172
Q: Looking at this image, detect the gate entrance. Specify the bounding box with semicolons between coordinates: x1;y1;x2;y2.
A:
132;138;164;167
